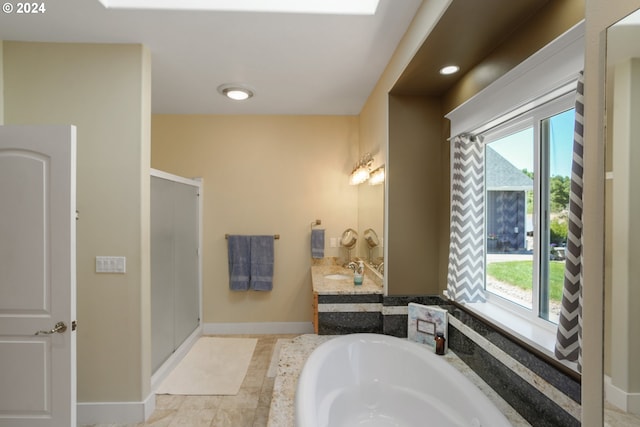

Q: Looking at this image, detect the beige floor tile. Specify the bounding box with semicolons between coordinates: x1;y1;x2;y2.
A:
155;394;185;410
218;386;261;409
179;395;222;410
243;368;268;388
133;335;294;427
210;407;256;427
605;402;640;426
252;407;271;427
137;409;175;427
167;409;217;427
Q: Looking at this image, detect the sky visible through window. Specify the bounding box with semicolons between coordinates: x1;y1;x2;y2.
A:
489;109;575;178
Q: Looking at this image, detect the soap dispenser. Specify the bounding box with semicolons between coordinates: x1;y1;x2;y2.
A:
354;260;364;286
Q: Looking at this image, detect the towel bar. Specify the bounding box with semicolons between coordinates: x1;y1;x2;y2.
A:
225;234;280;240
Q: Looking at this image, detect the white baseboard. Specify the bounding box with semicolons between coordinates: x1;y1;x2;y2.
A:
605;375;640;414
202;321;314;335
77;392;155;425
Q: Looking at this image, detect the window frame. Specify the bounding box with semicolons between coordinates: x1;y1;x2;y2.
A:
481;91;576;332
445;22;583;367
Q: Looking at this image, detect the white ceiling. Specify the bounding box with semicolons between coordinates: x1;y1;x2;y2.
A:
0;0;423;115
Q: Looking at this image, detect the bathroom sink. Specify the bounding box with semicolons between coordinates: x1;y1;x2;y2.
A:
324;274;351;280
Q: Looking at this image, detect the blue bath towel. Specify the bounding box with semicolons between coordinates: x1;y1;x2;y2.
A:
250;235;274;291
311;229;325;259
227;235;251;291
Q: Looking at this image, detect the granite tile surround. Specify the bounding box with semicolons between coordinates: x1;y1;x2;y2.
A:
317;293;383;334
388;298;582;427
314;294;581;424
449;317;580;427
309;261;580;425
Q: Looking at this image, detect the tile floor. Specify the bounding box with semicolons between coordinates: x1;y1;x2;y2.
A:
82;334;297;427
82;333;640;426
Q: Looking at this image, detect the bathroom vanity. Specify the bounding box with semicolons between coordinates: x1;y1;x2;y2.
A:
310;260;383;334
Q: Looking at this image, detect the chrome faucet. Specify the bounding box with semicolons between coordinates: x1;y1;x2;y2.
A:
345;261;358;272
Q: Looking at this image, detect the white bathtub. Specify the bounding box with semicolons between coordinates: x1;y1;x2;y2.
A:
295;333;512;427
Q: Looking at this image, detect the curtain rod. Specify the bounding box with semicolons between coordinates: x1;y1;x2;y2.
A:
225;234;280;240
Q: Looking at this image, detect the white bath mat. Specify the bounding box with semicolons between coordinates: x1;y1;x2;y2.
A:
267;339;290;378
157;337;257;395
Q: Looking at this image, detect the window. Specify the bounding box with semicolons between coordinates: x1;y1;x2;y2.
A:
483;93;575;325
444;22;583;356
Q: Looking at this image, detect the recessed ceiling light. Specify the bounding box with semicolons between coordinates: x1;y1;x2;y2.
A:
217;84;254;101
440;65;460;75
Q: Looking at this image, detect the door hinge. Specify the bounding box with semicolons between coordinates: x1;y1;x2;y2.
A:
72;320;77;331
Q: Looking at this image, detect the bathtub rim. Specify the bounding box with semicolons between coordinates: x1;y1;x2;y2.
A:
294;333;512;427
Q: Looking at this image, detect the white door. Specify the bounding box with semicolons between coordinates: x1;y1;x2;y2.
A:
0;126;77;427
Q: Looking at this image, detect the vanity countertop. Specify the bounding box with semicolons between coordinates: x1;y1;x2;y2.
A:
311;264;383;295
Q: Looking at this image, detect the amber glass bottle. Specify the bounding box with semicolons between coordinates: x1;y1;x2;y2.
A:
435;332;446;355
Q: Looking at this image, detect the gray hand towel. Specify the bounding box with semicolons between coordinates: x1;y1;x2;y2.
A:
228;235;251;291
250;235;274;291
311;229;325;259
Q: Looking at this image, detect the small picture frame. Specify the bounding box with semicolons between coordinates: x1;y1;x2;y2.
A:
407;303;448;351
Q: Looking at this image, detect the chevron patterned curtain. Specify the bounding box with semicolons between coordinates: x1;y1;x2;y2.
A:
447;134;486;303
555;71;585;368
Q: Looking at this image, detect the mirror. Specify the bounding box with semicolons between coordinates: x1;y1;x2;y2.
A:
340;228;358;263
358;165;384;274
363;228;380;266
604;9;640;417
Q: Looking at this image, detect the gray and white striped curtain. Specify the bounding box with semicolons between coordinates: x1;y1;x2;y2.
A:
555;71;585;368
447;134;486;303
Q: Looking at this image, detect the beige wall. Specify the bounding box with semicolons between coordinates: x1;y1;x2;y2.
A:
3;42;152;402
387;95;443;294
359;0;452;293
151;114;359;324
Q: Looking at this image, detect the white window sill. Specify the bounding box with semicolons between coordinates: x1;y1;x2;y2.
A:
461;300;579;374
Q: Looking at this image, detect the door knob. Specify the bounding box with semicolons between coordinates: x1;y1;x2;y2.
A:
35;321;67;335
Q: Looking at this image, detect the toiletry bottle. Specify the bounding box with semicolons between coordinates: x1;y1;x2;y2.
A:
354;260;364;285
435;332;446;355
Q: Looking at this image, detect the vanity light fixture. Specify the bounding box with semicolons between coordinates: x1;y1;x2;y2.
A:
368;165;385;185
349;153;373;185
217;83;254;101
439;65;460;75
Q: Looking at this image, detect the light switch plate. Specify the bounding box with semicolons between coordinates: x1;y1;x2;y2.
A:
96;256;126;274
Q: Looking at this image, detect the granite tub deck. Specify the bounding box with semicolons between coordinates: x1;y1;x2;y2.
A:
267;334;530;427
